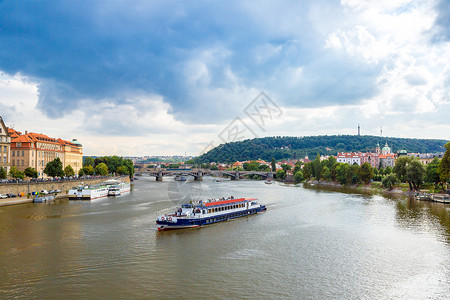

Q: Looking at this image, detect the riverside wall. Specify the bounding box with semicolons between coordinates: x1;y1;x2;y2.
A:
0;178;112;196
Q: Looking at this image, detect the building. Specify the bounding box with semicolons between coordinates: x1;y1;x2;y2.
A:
0;117;11;173
336;152;361;165
10;131;82;177
379;142;395;168
57;138;83;174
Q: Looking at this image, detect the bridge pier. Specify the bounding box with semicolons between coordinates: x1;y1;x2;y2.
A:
267;172;274;180
156;171;163;181
231;170;240;180
194;171;203;181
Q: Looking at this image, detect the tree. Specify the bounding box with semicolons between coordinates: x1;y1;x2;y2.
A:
95;162;109;176
302;163;311;180
24;167;38;178
349;164;360;184
116;165;129;175
44;158;64;178
425;157;441;187
382;174;398;190
320;166;331;181
9;167;25;179
314;153;322;181
78;168;85;176
438;142;450;189
64;165;75;177
123;159;135;179
393;156;412;190
336;163;350;185
384;166;392;174
281;164;291;172
406;157;426;190
276;169;286;180
294;171;304;183
326;156;337;168
83;165;94;175
271;158;276;172
359;162;374;184
83;156;95;167
0;167;7;179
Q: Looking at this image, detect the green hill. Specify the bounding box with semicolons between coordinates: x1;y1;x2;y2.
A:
193;135;449;163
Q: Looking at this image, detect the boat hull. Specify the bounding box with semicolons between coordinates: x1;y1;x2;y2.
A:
156;205;266;231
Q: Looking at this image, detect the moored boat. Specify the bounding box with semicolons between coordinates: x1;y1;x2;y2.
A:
108;185;121;196
156;197;266;231
174;175;187;181
431;194;450;204
68;184;109;200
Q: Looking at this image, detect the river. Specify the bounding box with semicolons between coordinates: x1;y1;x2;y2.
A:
1;176;449;299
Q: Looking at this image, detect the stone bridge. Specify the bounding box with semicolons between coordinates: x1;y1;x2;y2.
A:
135;169;274;181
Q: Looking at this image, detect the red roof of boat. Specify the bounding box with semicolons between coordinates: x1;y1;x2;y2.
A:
204;198;256;207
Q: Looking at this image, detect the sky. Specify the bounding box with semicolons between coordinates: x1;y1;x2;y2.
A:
0;0;449;156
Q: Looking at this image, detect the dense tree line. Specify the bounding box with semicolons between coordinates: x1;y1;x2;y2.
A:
82;156;135;179
292;142;450;191
192;135;448;164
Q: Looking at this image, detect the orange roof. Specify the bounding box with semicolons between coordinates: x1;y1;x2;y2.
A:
8;128;22;138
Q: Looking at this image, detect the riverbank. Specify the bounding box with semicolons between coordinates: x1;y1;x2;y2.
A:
302;179;416;198
0;176;130;207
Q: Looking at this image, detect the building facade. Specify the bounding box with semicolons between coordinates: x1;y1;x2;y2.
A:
10;132;82;177
0;117;11;173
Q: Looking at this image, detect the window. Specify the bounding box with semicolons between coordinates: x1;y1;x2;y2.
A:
12;151;15;157
12;160;15;166
17;142;21;147
22;150;24;156
22;160;24;166
3;146;5;152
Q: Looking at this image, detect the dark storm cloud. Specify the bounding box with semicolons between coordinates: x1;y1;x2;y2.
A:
0;0;383;124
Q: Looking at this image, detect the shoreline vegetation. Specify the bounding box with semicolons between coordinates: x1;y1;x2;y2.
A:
300;179;416;198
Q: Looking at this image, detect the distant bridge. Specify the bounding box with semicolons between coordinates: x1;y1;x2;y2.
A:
135;169;274;181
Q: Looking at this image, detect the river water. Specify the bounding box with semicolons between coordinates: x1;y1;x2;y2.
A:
1;176;450;299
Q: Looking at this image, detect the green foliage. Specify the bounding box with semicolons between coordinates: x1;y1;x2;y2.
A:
44;158;64;178
438;142;450;186
116;165;129;175
9;166;25;179
192;135;448;163
393;156;411;183
0;167;7;179
78;168;85;176
83;165;94;175
384;166;392;174
83;156;95;167
24;167;38;178
425;157;441;186
276;169;286;180
382;174;398;190
95;163;109;176
406;157;426;190
271;158;276;172
302;164;311;180
64;165;75;177
320;166;331;181
313;153;322;181
294;171;304;183
359;162;374;184
281;164;291;172
243;161;261;171
336;163;350;185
